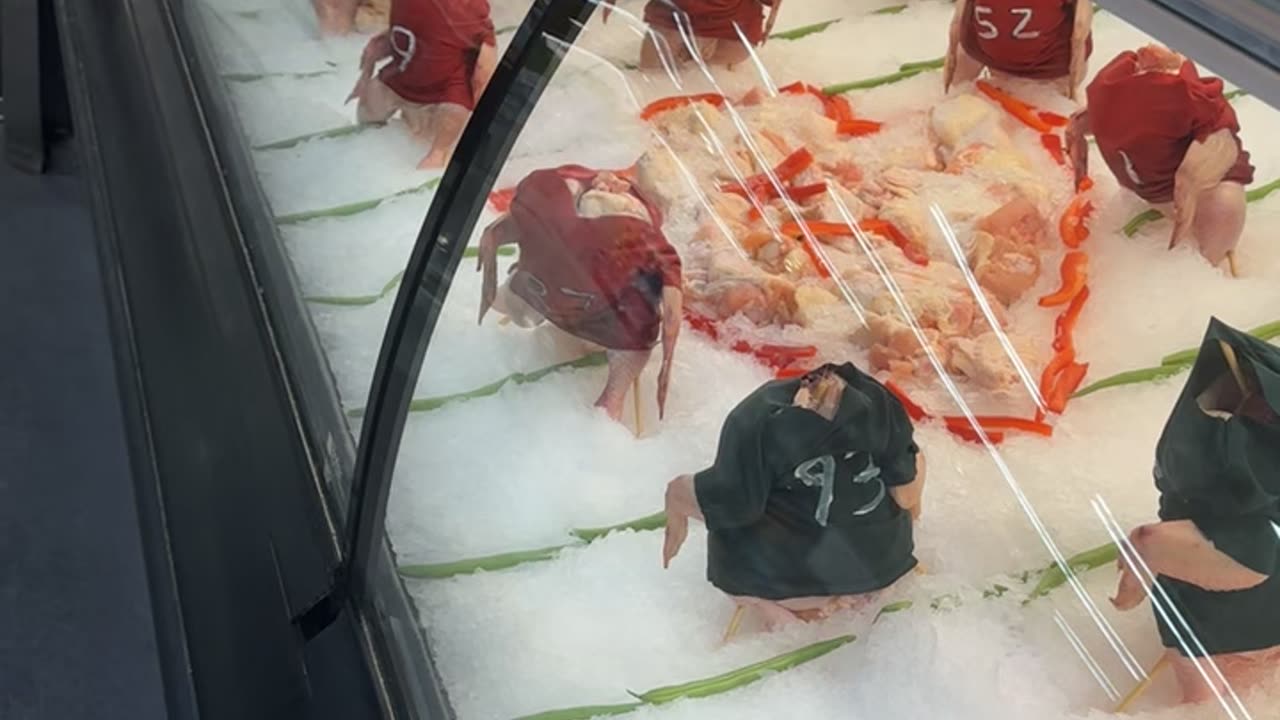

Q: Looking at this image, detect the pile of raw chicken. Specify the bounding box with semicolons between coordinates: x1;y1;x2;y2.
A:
633;83;1079;412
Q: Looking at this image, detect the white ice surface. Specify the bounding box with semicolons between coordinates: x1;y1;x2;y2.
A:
200;0;1280;717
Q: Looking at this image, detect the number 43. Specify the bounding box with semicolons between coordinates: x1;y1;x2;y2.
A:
975;5;1041;40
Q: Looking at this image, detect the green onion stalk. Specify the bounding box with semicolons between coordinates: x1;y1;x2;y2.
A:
511;541;1119;719
306;246;516;307
275;176;443;225
1123;176;1280;237
1075;318;1280;399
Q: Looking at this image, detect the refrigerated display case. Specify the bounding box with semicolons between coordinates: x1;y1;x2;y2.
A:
59;0;1280;718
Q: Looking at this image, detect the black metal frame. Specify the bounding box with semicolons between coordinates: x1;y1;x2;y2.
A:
52;0;380;718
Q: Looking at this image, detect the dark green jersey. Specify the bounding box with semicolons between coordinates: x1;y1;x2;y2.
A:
694;363;920;600
1151;317;1280;656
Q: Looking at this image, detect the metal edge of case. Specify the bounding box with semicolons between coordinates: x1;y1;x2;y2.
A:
49;0;371;717
1099;0;1280;109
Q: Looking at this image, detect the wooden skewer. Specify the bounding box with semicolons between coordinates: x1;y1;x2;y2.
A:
722;605;747;644
1226;250;1240;278
1114;653;1171;713
632;378;644;438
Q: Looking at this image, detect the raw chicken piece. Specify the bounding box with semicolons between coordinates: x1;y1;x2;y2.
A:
947;331;1037;391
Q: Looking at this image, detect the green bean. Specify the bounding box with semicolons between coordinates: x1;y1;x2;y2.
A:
254;124;369;151
571;511;668;542
872;3;908;14
1123;176;1280;236
823;67;928;95
1159;319;1280;366
1225;88;1249;101
1072;363;1189;399
770;18;841;40
349;353;609;418
874;599;914;620
513;703;644;720
1025;543;1119;602
633;635;857;705
899;57;945;73
276;177;443;225
306;247;516;307
399;544;573;579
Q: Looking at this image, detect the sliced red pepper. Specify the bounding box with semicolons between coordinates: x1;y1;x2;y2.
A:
683;308;722;340
1040;133;1066;166
1047;362;1089;413
745;182;828;220
837;119;884;137
721;148;815;199
640;93;726;120
884;380;929;421
1038;252;1089;307
861;218;929;267
1039;346;1076;403
1038;111;1069;128
944;416;1054;438
824;95;857;124
1077;176;1094;192
1052;285;1090;353
775;366;812;379
797;237;832;278
1059;194;1094;249
949;425;1006;445
779;219;851;237
488;187;516;212
976;81;1053;133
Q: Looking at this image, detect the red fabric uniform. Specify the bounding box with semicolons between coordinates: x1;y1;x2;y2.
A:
1087;52;1255;204
507;168;682;351
960;0;1092;79
643;0;772;45
379;0;495;109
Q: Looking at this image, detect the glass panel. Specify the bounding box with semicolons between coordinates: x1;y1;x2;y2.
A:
215;0;1280;717
183;0;530;422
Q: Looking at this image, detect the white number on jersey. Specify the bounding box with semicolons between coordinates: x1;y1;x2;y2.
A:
390;26;417;73
973;5;1041;40
1119;150;1144;186
794;453;886;526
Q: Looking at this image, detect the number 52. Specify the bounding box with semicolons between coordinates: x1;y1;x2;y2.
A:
974;5;1041;40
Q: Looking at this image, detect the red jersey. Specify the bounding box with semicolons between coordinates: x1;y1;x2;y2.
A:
644;0;771;45
379;0;495;109
1088;53;1255;204
960;0;1091;79
507;168;682;351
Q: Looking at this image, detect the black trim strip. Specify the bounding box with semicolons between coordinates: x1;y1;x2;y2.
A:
343;1;599;717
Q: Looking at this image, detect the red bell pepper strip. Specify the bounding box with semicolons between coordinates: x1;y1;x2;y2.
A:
1038;111;1069;128
1077;176;1094;192
1041;133;1066;166
1039;347;1076;403
976;81;1053;133
746;182;828;220
825;95;857;124
837;119;884;137
943;416;1054;438
1047;362;1089;413
683;308;722;340
798;237;832;278
1059;193;1094;249
1052;285;1090;353
640;93;726;120
775;366;812;379
949;425;1006;445
884;380;929;422
1038;252;1088;307
779;219;850;237
862;219;929;266
488;187;516;212
721;148;815;199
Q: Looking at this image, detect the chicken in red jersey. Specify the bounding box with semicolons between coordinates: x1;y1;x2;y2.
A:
628;0;781;70
477;167;685;425
346;0;498;169
945;0;1093;98
1068;45;1255;268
